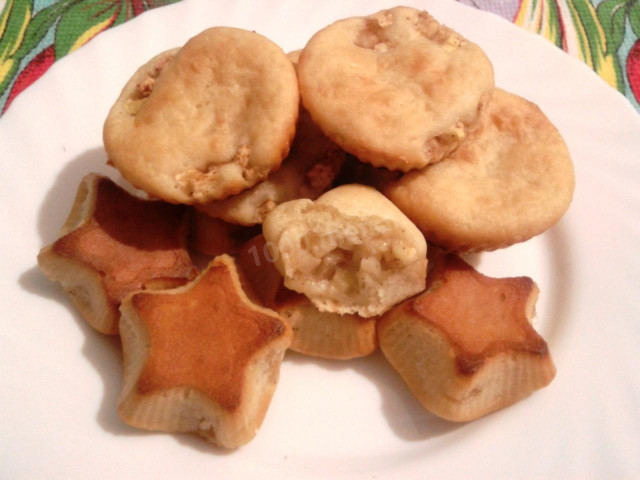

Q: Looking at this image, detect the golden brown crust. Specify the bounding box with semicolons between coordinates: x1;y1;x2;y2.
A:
37;174;197;334
378;254;555;421
130;259;286;409
104;28;299;204
410;254;546;374
118;255;292;448
298;6;494;171
385;88;575;252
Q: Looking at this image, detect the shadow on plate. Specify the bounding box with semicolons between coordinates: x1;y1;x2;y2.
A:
37;147;137;244
543;225;574;346
285;351;464;441
19;266;135;436
27;148;238;454
18;265;235;455
22;257;463;454
26;145;469;452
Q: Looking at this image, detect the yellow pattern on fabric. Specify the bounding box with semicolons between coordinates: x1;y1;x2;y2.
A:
69;16;114;53
8;2;31;57
0;58;14;81
0;0;13;40
515;0;622;90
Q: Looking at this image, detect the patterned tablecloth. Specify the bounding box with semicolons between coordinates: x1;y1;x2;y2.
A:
1;0;639;116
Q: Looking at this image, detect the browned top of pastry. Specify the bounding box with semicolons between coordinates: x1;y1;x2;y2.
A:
408;254;547;374
52;177;196;303
131;257;288;410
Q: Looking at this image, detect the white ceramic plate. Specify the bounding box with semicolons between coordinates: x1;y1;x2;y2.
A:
2;0;639;478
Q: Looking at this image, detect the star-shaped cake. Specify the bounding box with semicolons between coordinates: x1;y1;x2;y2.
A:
38;174;197;334
117;255;292;449
378;253;556;421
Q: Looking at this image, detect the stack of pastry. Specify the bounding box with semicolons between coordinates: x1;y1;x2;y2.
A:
38;6;573;449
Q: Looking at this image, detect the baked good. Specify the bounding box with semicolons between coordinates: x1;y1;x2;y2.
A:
189;210;260;256
37;174;197;334
118;255;292;449
236;235;377;359
297;6;494;171
262;184;427;317
378;253;556;422
276;294;378;360
385;88;575;252
334;154;401;190
195;107;345;225
104;27;299;204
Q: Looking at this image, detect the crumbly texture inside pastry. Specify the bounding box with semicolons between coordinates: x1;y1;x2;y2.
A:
263;184;427;317
236;234;378;359
297;6;494;171
104;27;299;204
385;88;575;252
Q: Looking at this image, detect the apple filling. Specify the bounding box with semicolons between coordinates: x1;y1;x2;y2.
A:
277;206;424;317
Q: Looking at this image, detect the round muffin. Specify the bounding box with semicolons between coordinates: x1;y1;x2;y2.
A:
297;6;494;172
385;88;575;252
104;27;299;204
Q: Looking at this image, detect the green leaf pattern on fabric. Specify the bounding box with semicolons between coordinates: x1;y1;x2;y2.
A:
514;0;639;109
54;0;120;58
629;1;640;38
0;0;180;114
597;0;630;54
0;0;32;59
1;0;639;115
14;0;75;58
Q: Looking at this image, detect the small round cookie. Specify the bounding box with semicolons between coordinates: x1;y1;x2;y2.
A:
263;184;427;318
104;27;299;204
297;6;494;172
385;89;575;252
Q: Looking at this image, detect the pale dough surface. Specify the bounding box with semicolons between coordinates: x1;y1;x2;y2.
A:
104;27;299;204
385;88;575;252
297;6;494;171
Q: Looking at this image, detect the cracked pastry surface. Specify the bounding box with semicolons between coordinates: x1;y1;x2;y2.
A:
263;184;427;317
297;6;494;171
37;174;197;334
378;253;556;422
104;27;299;204
385;88;575;252
118;255;292;449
